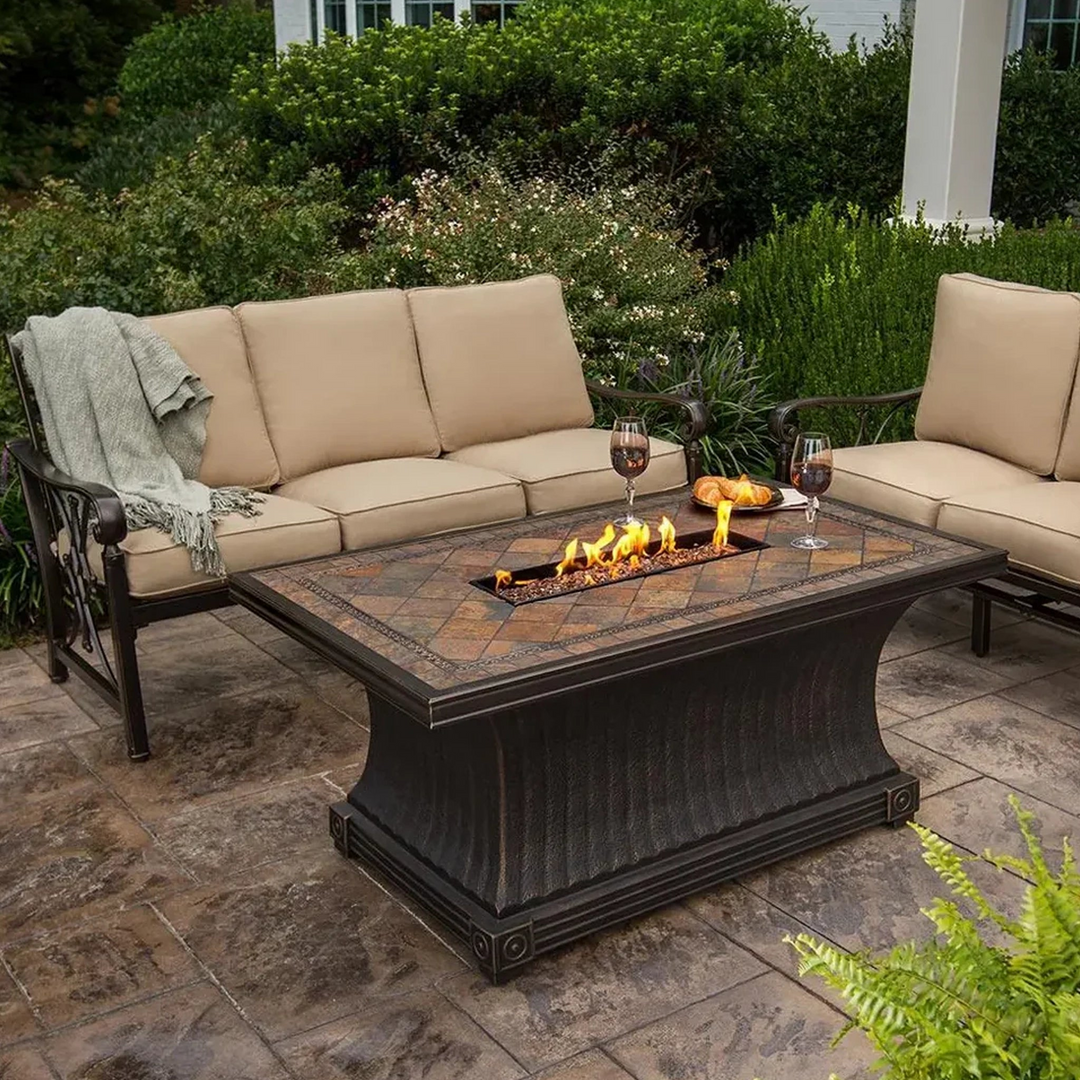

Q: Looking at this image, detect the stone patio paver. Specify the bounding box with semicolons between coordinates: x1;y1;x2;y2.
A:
158;852;466;1042
2;904;202;1029
67;683;368;821
607;970;878;1080
42;982;291;1079
275;988;527;1080
0;595;1077;1079
894;694;1080;814
441;906;765;1072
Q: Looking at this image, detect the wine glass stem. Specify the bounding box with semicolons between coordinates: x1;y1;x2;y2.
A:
805;496;819;539
626;478;636;520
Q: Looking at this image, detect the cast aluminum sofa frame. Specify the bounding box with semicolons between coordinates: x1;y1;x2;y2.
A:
4;333;707;762
769;388;1080;657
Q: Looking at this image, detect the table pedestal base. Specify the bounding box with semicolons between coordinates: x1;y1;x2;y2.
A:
331;599;919;982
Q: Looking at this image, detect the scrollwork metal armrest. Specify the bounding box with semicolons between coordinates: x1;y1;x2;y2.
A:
768;389;923;482
585;381;709;444
6;438;127;546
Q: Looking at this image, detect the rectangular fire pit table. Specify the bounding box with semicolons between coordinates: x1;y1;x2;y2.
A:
229;492;1005;982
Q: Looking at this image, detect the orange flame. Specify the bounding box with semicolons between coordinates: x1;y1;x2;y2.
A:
581;524;616;568
555;538;579;577
494;569;512;592
658;516;676;554
713;500;733;548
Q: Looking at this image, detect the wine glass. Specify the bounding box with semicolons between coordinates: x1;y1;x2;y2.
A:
790;432;832;550
610;416;650;526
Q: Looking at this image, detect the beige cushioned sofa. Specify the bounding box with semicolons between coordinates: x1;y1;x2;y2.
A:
108;274;689;597
8;273;703;759
771;272;1080;654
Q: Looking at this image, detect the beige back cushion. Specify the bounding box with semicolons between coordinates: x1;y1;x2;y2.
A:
1052;313;1080;479
408;275;594;453
143;307;280;490
915;273;1080;475
236;290;441;482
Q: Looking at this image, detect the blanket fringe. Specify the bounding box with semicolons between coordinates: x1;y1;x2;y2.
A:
125;490;265;578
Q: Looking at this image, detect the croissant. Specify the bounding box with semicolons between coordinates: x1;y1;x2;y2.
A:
695;474;773;508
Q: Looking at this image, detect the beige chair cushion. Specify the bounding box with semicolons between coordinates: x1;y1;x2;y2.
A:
143;307;280;490
236;290;441;482
408;275;594;452
448;428;687;514
939;483;1080;587
915;273;1080;475
1053;359;1080;481
89;494;340;598
276;458;526;550
830;440;1046;528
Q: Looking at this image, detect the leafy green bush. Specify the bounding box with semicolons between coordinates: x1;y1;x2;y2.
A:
725;204;1080;423
995;49;1080;227
640;330;773;476
76;99;243;196
0;139;354;438
233;0;828;249
791;797;1080;1079
341;167;728;384
119;3;274;121
0;452;41;643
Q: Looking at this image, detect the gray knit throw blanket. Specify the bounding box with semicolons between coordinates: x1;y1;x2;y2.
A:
15;307;263;577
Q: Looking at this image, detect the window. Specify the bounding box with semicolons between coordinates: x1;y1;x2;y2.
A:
1025;0;1080;68
471;0;522;26
357;0;391;30
406;0;454;26
324;0;347;34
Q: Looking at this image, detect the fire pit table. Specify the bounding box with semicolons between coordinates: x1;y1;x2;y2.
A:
229;492;1005;982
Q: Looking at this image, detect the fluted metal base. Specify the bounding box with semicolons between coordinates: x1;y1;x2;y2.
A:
332;599;919;982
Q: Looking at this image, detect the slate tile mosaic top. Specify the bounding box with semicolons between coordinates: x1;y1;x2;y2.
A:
238;493;988;693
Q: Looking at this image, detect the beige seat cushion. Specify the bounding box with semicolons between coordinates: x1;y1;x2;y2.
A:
236;290;441;482
448;428;687;515
90;494;340;598
276;458;526;550
939;483;1080;587
144;307;280;489
915;274;1080;475
1054;358;1080;481
830;441;1046;528
408;275;595;453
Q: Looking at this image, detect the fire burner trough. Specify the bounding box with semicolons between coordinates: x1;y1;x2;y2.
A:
473;526;768;605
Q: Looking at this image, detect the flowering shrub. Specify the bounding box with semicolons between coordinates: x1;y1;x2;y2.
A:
347;169;730;384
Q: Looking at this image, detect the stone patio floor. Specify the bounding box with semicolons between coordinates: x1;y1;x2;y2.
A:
2;587;1080;1079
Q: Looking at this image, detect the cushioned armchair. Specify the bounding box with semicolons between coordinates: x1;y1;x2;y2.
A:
770;273;1080;656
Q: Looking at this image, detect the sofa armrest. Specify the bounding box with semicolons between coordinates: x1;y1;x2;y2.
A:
768;389;923;482
6;438;128;546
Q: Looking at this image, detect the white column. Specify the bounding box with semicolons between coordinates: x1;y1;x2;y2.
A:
901;0;1009;236
273;0;314;49
345;0;358;36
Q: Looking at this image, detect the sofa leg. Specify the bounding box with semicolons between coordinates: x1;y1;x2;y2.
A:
971;590;992;657
47;640;69;684
103;548;151;761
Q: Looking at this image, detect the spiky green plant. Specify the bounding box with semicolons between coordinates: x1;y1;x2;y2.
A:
788;797;1080;1079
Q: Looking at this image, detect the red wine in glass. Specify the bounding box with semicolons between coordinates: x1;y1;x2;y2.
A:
611;418;650;525
790;433;832;550
791;462;833;497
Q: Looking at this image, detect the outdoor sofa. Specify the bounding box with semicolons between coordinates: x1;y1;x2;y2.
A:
6;274;707;760
771;272;1080;656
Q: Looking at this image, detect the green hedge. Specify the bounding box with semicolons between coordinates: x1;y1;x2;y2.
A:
726;204;1080;420
234;0;836;251
119;3;274;121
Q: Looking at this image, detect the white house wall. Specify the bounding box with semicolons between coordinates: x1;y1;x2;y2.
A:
794;0;905;51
